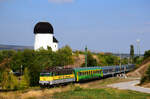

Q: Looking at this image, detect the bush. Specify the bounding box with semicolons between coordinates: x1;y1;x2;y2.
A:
82;51;98;67
140;65;150;84
97;53;119;66
28;63;42;86
1;70;19;90
145;65;150;80
134;56;143;65
144;50;150;60
74;50;79;57
56;45;74;66
20;68;30;89
0;50;16;63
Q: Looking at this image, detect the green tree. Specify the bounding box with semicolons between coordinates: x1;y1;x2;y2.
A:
130;45;134;63
97;53;120;66
0;50;16;63
74;50;79;57
1;70;19;90
134;56;143;65
1;70;9;90
10;51;23;71
82;51;97;67
57;45;74;66
28;62;42;86
144;50;150;60
20;68;30;89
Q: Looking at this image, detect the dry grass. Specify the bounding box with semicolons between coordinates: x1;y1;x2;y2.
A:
0;77;134;99
0;85;71;99
127;61;150;77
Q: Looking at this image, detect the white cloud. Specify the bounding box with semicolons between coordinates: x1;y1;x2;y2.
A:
48;0;73;3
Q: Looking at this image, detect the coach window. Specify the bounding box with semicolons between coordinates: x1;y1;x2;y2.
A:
79;72;81;76
84;72;86;75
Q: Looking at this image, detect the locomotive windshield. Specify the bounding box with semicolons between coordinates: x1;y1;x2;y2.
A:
40;73;52;76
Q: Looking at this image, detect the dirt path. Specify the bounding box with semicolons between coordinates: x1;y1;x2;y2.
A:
108;80;150;94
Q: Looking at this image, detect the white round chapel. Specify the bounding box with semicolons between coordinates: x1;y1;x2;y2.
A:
34;22;58;51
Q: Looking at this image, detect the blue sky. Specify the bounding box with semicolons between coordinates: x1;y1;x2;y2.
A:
0;0;150;53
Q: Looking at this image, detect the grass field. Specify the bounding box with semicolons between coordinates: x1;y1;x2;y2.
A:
52;87;150;99
0;77;149;99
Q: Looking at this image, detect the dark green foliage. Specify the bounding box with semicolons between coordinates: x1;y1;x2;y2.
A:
28;63;42;86
74;50;79;57
130;45;134;63
0;71;2;83
121;58;128;65
144;50;150;60
20;68;30;89
56;45;74;66
97;53;119;66
82;51;97;67
134;56;143;65
0;50;16;63
0;45;74;87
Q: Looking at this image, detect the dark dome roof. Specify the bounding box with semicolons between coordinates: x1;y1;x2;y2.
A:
53;36;58;43
34;22;53;34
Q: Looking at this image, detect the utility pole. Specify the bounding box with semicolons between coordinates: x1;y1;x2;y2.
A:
85;46;87;67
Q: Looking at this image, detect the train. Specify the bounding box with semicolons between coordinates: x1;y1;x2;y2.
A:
39;64;135;86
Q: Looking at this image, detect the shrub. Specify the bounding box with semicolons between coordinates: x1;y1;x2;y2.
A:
74;50;79;57
82;51;98;67
144;50;150;60
28;63;42;86
97;54;119;66
140;65;150;84
57;45;74;66
1;70;19;90
145;65;150;81
20;68;30;89
0;50;16;63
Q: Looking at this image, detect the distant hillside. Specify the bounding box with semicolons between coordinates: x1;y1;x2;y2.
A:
0;44;143;58
113;53;142;58
0;44;33;51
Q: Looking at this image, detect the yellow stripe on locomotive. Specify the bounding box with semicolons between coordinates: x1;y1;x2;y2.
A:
53;74;75;80
39;73;75;82
40;76;53;81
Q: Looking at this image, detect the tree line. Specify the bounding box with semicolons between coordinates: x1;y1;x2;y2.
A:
0;45;139;90
0;45;74;90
